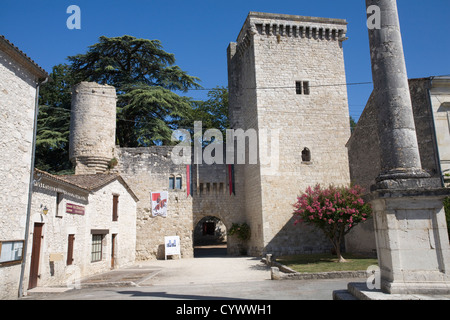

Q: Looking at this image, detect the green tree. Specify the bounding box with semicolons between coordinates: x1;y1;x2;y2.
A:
68;35;201;147
443;197;450;241
191;86;229;133
36;64;75;174
293;184;372;262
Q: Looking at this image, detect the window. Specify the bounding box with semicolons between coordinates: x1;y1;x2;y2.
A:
302;147;311;162
67;234;75;265
303;81;310;95
112;195;119;221
91;234;103;262
296;81;302;95
56;192;63;217
296;81;310;95
176;176;182;189
169;175;182;190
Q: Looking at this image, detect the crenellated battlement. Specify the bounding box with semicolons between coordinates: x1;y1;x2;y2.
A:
236;12;347;46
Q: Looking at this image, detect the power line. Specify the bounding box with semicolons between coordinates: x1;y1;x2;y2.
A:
188;81;373;91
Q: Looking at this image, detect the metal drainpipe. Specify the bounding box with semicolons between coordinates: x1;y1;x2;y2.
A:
426;76;445;188
18;76;48;298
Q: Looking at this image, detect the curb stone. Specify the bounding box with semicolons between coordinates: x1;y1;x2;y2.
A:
261;257;367;281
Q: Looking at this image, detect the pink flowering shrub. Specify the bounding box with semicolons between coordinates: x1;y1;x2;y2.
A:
293;184;372;262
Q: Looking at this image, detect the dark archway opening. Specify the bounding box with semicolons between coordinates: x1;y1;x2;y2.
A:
193;216;227;257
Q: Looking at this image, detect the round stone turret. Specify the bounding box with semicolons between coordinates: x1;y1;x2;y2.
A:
69;82;117;175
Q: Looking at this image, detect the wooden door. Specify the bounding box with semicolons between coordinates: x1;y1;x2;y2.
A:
67;234;75;265
111;234;117;269
29;223;44;289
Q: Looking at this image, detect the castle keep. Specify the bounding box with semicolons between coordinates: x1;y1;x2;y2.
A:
69;12;352;260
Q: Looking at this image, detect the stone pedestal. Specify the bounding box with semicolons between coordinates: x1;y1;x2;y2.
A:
369;187;450;294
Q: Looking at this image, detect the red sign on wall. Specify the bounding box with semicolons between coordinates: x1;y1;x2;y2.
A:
66;203;85;215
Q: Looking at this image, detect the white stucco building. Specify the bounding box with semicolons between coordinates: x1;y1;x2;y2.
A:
0;35;48;299
26;169;138;290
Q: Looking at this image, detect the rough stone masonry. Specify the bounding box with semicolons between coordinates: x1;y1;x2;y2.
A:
69;12;354;260
365;0;450;295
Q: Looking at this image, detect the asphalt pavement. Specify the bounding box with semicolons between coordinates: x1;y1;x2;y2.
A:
24;249;364;300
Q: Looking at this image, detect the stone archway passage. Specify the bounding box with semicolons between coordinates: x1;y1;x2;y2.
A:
193;216;227;258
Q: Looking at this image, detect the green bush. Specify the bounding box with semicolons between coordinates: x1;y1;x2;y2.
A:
228;223;251;241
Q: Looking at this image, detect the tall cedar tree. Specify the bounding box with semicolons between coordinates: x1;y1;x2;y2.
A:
36;64;76;174
68;35;201;147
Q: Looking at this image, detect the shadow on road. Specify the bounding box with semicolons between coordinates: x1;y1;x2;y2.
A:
117;290;244;300
194;244;227;258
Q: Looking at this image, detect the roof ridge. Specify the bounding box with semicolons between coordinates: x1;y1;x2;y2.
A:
0;34;48;79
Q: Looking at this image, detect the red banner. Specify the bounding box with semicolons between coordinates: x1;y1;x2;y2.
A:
186;165;191;197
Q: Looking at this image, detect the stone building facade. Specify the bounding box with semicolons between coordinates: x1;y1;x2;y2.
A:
67;12;353;261
0;36;48;299
26;169;138;290
346;76;450;254
227;12;351;256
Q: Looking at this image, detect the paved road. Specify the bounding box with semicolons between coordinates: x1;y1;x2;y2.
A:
24;254;363;300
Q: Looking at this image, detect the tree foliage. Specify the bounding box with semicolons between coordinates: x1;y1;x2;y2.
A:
68;35;202;147
36;35;230;173
36;64;75;174
293;184;372;262
190;86;229;134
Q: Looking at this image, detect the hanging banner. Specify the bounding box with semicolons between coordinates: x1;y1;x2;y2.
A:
151;191;168;217
186;165;191;197
228;164;235;195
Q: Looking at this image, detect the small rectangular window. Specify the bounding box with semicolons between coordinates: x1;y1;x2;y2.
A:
176;177;182;189
91;234;103;262
296;81;302;95
67;234;75;265
296;81;310;95
169;176;175;189
303;81;310;95
112;195;119;221
56;192;63;217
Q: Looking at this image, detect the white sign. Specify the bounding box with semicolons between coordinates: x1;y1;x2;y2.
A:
164;236;180;260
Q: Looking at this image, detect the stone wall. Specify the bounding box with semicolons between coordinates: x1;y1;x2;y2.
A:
117;147;194;260
69;82;117;174
345;77;442;255
347;78;441;192
428;77;450;184
117;147;248;259
0;49;39;299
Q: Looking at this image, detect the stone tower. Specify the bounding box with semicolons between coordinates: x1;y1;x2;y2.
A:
227;12;351;256
69;82;117;175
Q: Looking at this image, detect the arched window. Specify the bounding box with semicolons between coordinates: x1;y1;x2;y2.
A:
302;148;311;162
175;176;182;190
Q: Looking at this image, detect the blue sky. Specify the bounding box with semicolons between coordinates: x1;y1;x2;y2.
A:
1;0;449;121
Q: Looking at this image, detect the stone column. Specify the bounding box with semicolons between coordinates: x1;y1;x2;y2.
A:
367;0;430;188
366;0;450;295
